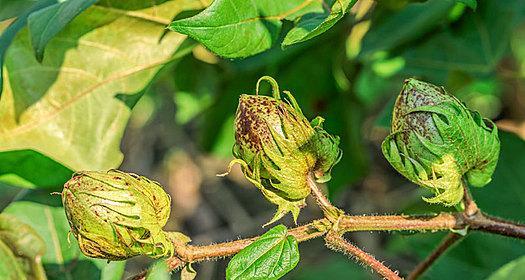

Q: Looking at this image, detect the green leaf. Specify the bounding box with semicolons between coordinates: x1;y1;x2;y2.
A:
0;0;207;171
169;0;341;58
359;0;456;58
457;0;477;10
3;191;126;280
99;261;126;280
0;0;42;21
28;0;98;61
226;224;300;280
486;255;525;280
400;0;525;81
169;0;303;58
0;0;57;97
0;150;72;189
282;0;357;47
146;261;170;280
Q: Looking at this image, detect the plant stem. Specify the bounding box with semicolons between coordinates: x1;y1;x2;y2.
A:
306;175;342;221
129;212;525;280
325;231;402;280
406;233;462;280
338;213;458;233
463;211;525;239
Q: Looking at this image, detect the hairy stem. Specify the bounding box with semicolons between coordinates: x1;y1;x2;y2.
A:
338;213;458;233
130;211;525;280
463;211;525;239
325;231;402;280
406;233;462;280
306;175;342;220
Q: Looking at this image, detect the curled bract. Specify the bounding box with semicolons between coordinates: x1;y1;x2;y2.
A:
62;170;176;260
382;78;500;206
227;76;341;224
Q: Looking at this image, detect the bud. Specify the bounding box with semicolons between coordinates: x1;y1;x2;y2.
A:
62;170;175;260
382;78;500;206
229;76;341;224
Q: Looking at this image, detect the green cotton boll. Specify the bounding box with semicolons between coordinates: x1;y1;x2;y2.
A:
381;78;500;206
230;76;341;225
62;170;175;260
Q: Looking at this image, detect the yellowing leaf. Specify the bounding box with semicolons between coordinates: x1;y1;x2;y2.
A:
0;0;206;171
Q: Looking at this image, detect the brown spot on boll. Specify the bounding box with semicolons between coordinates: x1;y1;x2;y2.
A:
235;94;281;151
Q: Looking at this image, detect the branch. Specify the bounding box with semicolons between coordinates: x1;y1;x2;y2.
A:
406;183;523;280
338;213;458;233
325;231;402;280
130;219;329;280
306;175;342;221
463;211;525;239
130;211;525;280
406;233;462;280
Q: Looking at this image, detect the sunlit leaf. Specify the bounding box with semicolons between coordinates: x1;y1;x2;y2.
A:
169;0;347;58
0;0;207;171
170;0;307;58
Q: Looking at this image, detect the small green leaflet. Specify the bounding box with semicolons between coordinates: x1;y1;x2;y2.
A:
283;0;357;47
226;224;299;280
169;0;357;58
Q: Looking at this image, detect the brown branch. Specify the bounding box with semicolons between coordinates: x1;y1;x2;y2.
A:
130;211;525;280
325;231;402;280
129;219;329;280
406;233;462;280
463;212;525;239
406;183;521;280
338;213;458;233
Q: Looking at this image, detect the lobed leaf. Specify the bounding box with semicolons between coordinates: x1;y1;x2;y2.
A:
0;0;206;172
226;225;300;280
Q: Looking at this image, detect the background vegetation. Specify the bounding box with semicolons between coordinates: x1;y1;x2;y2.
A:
0;0;524;279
